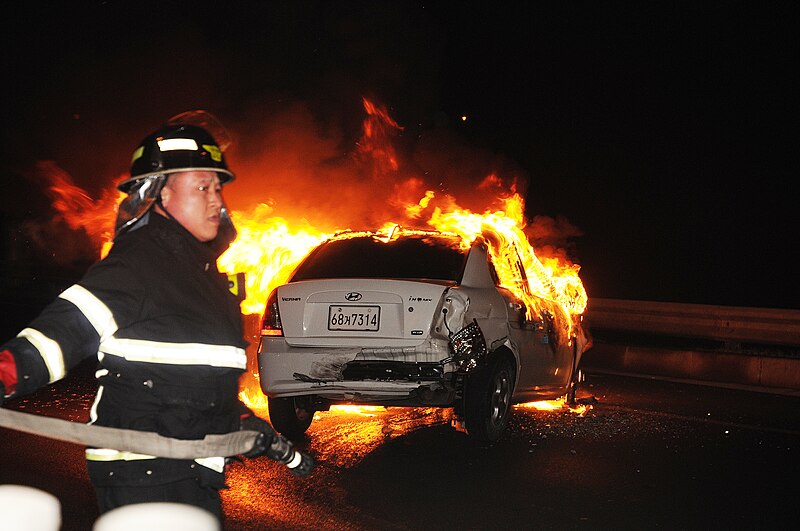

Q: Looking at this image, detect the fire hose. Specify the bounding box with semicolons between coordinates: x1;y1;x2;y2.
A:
0;407;314;475
0;407;256;458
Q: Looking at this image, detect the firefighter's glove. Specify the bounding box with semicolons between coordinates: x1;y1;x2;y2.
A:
261;432;316;477
0;349;18;405
240;412;277;454
240;413;315;477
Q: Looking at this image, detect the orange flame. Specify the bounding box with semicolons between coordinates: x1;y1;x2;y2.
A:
515;397;591;416
218;204;332;315
424;192;587;341
34;161;124;259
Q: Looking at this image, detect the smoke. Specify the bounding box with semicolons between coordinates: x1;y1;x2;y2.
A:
19;161;125;267
217;96;583;267
223;101;374;230
22;96;583;268
525;215;584;264
222;98;534;231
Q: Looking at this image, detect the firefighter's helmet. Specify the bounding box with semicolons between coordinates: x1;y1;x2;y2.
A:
118;123;235;193
114;113;237;247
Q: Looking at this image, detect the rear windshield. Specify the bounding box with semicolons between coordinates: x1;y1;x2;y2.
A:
290;235;468;282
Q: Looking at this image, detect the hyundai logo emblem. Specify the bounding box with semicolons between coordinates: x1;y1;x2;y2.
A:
345;292;362;301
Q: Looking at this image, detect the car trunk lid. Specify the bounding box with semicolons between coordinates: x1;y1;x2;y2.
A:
276;279;449;347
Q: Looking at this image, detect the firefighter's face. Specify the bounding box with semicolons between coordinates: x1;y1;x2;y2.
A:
159;171;223;242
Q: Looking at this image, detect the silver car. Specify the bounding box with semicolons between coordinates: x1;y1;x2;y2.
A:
258;228;587;442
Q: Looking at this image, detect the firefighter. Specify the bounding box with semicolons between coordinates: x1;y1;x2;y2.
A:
0;115;313;521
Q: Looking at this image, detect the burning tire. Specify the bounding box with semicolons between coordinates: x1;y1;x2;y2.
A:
268;396;314;438
463;355;515;443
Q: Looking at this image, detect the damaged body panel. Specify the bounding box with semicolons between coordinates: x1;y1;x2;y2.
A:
257;229;587;442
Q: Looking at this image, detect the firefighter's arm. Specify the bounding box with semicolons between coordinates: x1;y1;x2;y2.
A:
0;287;108;398
0;256;143;400
239;410;315;477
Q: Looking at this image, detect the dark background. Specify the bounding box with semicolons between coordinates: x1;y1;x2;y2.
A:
1;1;797;312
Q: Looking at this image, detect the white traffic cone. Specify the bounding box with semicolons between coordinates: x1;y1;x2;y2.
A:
92;502;220;531
0;484;61;531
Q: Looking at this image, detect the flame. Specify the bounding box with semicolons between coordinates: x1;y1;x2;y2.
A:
515;397;590;416
34;161;125;259
238;372;269;411
424;192;587;340
328;405;387;416
218;204;332;315
34;98;589;418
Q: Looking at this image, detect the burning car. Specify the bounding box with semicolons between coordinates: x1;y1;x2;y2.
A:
257;226;588;442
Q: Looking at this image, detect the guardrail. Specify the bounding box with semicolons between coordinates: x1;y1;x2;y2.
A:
585;298;800;348
582;299;800;393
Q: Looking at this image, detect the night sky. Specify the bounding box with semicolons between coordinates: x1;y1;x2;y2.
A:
2;1;797;310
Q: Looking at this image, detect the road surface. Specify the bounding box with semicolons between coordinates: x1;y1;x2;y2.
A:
1;364;798;530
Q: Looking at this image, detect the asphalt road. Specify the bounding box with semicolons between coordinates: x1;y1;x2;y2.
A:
1;366;798;530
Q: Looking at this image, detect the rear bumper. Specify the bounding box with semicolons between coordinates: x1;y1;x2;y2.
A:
258;336;458;404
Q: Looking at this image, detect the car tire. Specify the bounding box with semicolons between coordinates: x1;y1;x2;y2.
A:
268;396;315;438
464;355;515;443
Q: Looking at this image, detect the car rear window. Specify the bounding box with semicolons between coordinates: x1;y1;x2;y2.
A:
290;235;468;282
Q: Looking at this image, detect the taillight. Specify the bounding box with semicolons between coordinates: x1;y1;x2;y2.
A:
261;289;283;336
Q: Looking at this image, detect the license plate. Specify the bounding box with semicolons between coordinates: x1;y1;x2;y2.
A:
328;305;380;331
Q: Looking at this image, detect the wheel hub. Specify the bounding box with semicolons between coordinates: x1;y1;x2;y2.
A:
489;371;510;424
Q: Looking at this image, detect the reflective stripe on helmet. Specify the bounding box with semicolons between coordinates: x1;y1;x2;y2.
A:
16;328;66;383
60;285;119;344
131;145;144;164
157;138;199;152
100;338;247;369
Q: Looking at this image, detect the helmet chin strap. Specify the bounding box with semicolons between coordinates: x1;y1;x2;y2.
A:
155;193;198;240
155;193;180;224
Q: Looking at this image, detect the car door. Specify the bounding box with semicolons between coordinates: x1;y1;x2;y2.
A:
495;254;557;396
532;310;573;387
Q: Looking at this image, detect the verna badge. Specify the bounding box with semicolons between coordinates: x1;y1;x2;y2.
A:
345;292;362;301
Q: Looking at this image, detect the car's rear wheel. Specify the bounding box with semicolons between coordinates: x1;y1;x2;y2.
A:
464;355;515;443
268;396;315;438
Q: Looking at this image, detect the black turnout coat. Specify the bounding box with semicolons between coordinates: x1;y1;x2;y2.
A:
3;211;248;487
